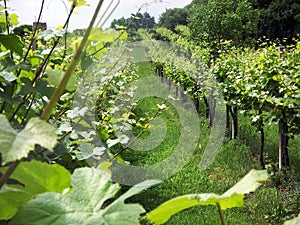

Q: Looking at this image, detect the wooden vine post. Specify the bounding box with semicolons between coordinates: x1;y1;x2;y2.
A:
32;22;47;50
278;46;289;170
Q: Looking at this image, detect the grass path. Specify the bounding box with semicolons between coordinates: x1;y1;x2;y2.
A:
122;62;300;225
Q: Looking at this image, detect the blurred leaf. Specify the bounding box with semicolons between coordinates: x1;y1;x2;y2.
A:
46;68;77;92
144;170;268;225
0;161;70;220
69;0;89;7
37;29;67;41
10;168;160;225
0;71;17;82
89;28;125;42
223;170;269;197
0;115;58;164
9;13;19;26
0;34;23;56
81;50;93;70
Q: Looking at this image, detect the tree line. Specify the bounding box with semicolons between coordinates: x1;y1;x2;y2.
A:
110;0;300;46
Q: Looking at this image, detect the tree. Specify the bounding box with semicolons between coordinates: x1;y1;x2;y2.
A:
110;12;155;39
13;24;32;38
188;0;259;48
256;0;300;42
158;7;188;31
71;28;86;37
135;12;155;30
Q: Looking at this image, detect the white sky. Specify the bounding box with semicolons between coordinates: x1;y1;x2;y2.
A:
8;0;192;30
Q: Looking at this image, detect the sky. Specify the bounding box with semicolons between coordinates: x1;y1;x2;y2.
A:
8;0;192;30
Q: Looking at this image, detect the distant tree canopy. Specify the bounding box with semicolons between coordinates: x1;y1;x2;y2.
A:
72;28;86;37
13;24;32;37
187;0;300;47
157;8;188;31
109;1;300;44
188;0;259;48
110;12;155;38
255;0;300;41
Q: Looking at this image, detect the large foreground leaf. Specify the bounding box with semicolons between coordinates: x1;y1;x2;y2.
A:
0;161;71;220
144;169;268;225
223;169;269;197
0;115;58;164
10;167;160;225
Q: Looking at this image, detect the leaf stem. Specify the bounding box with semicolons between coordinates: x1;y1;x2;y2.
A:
0;161;19;188
32;4;76;84
8;2;74;121
3;0;13;60
0;0;106;189
40;0;105;121
216;203;226;225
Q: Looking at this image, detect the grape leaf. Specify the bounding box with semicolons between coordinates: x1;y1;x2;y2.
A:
144;169;268;225
37;29;67;41
9;13;19;26
68;0;89;7
0;34;23;56
223;169;269;197
0;161;71;220
89;28;127;42
0;71;17;82
10;167;161;225
46;68;77;92
0;115;58;164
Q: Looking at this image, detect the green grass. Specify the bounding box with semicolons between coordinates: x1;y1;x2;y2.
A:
120;62;300;225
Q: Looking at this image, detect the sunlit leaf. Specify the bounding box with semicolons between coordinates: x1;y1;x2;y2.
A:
69;0;89;7
10;168;160;225
144;170;268;225
0;115;58;164
0;71;17;82
9;13;19;25
223;169;269;197
89;28;126;42
0;161;70;220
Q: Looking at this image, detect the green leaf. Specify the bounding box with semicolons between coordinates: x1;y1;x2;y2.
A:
81;50;93;71
10;13;19;26
0;160;71;220
89;28;125;42
223;169;269;197
46;68;77;92
69;0;89;7
97;162;112;175
144;193;243;225
0;34;23;56
144;170;268;225
0;71;17;82
0;115;58;164
37;29;67;41
10;167;161;225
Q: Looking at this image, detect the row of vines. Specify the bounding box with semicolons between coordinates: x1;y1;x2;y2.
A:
140;26;300;171
0;0;299;224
